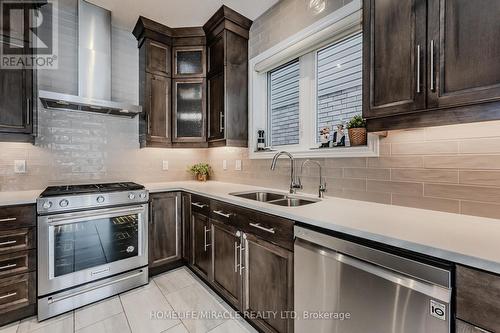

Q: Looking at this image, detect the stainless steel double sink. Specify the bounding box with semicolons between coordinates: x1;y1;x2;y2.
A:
230;191;320;207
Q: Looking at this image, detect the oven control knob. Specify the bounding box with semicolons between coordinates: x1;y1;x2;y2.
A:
43;201;52;209
139;193;146;200
96;196;105;203
128;193;136;200
59;199;69;208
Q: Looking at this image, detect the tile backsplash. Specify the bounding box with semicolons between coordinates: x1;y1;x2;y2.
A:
207;120;500;220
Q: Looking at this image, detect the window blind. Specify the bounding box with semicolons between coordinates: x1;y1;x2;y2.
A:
268;59;300;146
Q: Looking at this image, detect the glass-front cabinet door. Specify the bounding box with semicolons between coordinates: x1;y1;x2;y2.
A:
173;78;207;142
173;46;206;78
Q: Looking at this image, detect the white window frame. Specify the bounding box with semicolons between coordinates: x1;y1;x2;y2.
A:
249;0;379;159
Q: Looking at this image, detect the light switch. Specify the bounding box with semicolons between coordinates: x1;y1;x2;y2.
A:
162;161;169;171
235;160;242;171
14;160;26;174
223;160;227;170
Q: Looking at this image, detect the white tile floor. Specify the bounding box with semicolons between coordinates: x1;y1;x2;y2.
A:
0;268;257;333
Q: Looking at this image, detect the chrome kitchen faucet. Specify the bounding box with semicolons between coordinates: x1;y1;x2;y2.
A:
270;151;303;194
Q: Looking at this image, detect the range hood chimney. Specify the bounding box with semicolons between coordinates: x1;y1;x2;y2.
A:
39;0;142;117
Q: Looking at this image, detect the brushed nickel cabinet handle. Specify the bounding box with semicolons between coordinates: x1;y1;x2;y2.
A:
430;40;435;92
239;234;246;275
26;98;31;125
213;210;232;218
416;45;421;93
191;202;208;209
147;112;151;135
0;263;17;271
234;241;239;273
0;218;16;223
203;226;211;251
0;292;17;300
219;112;224;133
0;240;17;247
249;222;275;234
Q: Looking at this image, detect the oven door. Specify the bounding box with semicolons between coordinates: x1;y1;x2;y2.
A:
38;204;148;296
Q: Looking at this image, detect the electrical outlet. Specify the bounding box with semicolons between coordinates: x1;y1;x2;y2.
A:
14;160;26;174
162;161;169;171
235;160;242;171
223;160;227;170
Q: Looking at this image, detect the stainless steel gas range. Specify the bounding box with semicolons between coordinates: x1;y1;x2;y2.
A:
36;182;149;320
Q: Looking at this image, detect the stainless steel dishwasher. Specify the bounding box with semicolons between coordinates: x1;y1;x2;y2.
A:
294;226;452;333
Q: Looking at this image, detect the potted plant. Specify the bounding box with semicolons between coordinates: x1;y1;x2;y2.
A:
188;163;212;182
346;115;367;146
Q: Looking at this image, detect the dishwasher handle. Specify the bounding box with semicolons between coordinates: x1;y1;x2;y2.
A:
296;238;451;303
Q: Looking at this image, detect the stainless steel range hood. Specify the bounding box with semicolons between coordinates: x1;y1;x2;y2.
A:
39;0;141;117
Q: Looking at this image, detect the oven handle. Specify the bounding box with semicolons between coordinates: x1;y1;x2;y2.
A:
46;206;146;226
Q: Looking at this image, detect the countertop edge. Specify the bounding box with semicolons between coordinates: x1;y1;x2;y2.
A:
148;185;500;276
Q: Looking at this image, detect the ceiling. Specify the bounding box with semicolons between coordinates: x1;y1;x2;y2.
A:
87;0;279;30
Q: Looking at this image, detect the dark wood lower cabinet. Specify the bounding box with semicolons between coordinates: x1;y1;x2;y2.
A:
191;211;211;280
181;193;192;262
456;320;493;333
0;204;36;326
456;265;500;332
149;192;182;275
243;233;294;333
211;219;242;309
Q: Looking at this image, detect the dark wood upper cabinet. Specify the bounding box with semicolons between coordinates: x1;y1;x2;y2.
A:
243;233;294;333
149;192;182;275
208;34;224;76
146;40;171;77
134;17;208;148
363;0;426;118
173;46;206;78
172;78;206;143
204;6;252;147
208;72;225;141
427;0;500;109
210;218;243;309
0;17;35;142
364;0;500;131
144;73;171;147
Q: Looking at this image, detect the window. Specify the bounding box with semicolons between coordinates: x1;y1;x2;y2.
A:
316;33;363;142
249;0;378;158
268;59;300;146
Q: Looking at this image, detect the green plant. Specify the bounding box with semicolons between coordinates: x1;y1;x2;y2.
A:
346;115;367;129
188;163;212;176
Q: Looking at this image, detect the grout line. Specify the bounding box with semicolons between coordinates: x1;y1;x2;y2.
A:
118;294;134;333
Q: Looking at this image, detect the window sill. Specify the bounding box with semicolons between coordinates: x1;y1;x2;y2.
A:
249;133;380;159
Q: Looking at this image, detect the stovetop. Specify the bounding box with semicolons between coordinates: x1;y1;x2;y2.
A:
40;182;145;198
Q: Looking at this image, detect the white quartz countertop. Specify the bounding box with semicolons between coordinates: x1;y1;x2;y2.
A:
2;181;500;275
0;189;42;206
145;181;500;275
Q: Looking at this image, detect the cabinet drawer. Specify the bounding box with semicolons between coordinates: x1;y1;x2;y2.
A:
210;200;239;226
240;211;294;251
210;200;294;251
0;229;35;254
191;195;210;215
0;205;36;230
0;272;35;313
0;250;35;278
456;265;500;332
